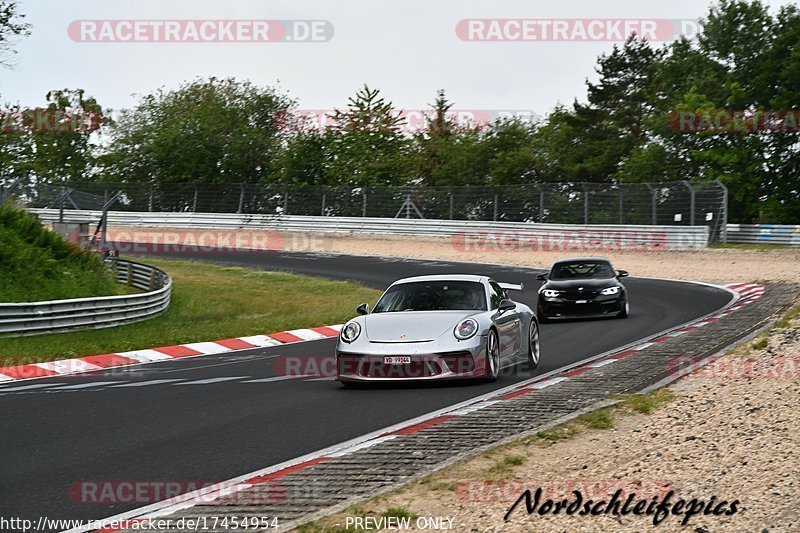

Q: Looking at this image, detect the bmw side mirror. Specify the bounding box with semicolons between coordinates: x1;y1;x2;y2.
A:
498;299;516;313
617;270;629;278
536;273;548;281
356;303;370;315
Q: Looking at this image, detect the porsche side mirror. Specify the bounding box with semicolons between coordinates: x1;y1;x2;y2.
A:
356;303;370;315
498;299;516;313
617;270;629;278
536;273;548;281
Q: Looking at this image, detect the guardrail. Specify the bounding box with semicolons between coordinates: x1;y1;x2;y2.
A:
0;259;171;337
29;209;711;248
725;224;800;246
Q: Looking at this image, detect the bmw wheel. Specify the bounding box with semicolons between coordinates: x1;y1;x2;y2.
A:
485;329;500;382
527;319;540;370
617;298;629;319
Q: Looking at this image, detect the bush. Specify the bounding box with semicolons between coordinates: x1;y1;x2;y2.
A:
0;204;119;302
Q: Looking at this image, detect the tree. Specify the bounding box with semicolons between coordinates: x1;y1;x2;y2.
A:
101;78;293;185
0;1;30;68
325;85;411;185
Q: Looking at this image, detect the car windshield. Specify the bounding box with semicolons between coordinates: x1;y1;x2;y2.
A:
550;261;615;280
373;281;487;313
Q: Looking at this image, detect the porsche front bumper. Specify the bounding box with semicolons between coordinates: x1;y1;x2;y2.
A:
336;336;489;382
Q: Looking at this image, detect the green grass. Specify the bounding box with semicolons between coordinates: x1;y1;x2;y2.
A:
380;506;418;520
0;257;380;364
576;408;615;429
487;454;526;473
623;390;676;415
752;338;769;350
0;204;120;301
710;243;794;251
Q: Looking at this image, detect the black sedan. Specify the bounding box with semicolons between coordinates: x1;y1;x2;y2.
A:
536;257;629;321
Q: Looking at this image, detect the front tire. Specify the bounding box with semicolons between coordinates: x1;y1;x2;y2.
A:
617;298;629;319
484;329;500;382
526;319;541;370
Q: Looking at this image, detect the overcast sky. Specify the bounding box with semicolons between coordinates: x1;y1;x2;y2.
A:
0;0;793;117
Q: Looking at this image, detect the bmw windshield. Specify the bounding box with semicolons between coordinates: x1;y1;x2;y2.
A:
550;261;615;280
373;281;487;313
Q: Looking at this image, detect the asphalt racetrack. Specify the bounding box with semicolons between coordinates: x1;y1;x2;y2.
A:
0;250;733;527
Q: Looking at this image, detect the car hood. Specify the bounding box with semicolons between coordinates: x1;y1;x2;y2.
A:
544;278;620;290
364;311;477;342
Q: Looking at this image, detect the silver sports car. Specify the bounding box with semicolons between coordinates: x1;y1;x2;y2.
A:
336;275;540;385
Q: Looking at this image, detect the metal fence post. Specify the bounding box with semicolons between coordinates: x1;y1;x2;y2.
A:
682;181;695;225
449;190;454;220
493;193;498;222
283;190;289;215
321;192;326;216
192;187;198;212
148;183;154;212
362;188;367;217
583;184;589;225
645;183;657;225
717;179;729;243
237;184;245;214
619;186;624;224
537;185;545;223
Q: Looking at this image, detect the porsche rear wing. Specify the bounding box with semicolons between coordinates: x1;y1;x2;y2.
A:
499;282;524;292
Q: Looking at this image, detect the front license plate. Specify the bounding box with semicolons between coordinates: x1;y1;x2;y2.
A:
384;356;411;364
575;300;588;304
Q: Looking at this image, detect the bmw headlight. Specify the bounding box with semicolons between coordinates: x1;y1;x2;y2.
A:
454;318;479;340
340;321;361;343
601;286;621;296
542;289;562;298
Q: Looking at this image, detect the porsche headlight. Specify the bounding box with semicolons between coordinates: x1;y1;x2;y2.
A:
601;286;621;296
542;289;562;298
454;318;479;340
340;321;361;343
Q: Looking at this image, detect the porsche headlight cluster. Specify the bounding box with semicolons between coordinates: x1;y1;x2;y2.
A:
454;318;478;340
601;286;621;296
542;289;562;298
340;321;361;343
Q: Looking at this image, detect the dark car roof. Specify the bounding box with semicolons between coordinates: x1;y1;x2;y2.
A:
552;257;612;265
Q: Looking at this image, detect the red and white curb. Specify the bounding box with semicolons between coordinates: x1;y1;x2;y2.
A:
0;326;343;383
66;281;761;533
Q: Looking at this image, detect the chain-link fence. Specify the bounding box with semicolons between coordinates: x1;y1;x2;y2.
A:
3;180;729;241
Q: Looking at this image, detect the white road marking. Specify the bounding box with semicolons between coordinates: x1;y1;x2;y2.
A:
449;400;500;416
530;377;567;390
56;381;126;390
182;342;231;355
285;328;327;341
174;377;247;385
0;374;15;382
110;379;185;388
588;360;616;368
0;382;67;392
328;435;399;457
237;335;282;347
632;342;655;350
242;375;315;383
117;349;174;363
34;359;103;374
